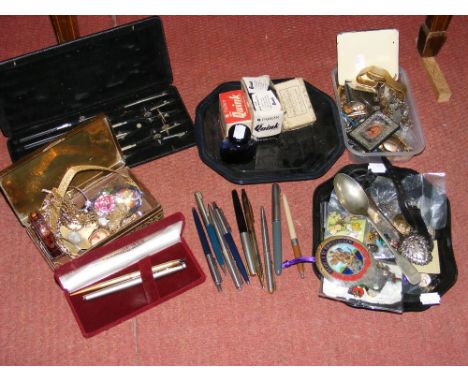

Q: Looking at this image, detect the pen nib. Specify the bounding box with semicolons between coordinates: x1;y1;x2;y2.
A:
259;278;265;289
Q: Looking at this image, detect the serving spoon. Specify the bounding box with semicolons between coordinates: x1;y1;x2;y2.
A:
333;173;421;285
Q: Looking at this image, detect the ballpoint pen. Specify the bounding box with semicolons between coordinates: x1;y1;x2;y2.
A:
272;183;282;276
209;204;243;290
232;190;256;277
192;208;223;292
194;192;226;274
241;189;264;288
213;203;250;285
282;193;305;279
82;259;187;301
71;258;184;296
261;207;275;294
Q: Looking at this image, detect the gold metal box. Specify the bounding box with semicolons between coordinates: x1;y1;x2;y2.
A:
0;115;163;269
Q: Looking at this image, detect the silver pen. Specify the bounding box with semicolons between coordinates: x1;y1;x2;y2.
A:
194;192;226;274
261;207;275;294
71;259;184;296
209;204;243;290
82;261;187;301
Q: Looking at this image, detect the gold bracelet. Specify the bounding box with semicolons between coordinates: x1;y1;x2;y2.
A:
356;66;407;99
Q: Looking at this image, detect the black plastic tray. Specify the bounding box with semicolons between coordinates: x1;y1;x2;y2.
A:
312;163;457;312
194;80;344;184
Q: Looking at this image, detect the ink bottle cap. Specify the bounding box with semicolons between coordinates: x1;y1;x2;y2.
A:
220;124;257;164
229;123;251;144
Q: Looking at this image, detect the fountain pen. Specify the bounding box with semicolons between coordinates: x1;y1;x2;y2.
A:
232;190;256;277
241;189;264;288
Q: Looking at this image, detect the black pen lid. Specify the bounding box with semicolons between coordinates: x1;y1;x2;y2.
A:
232;190;247;233
272;183;281;221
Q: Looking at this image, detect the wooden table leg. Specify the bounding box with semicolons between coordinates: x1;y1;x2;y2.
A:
417;16;453;102
417;16;452;57
50;16;80;44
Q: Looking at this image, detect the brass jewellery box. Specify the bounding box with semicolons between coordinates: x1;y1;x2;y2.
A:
0;115;164;270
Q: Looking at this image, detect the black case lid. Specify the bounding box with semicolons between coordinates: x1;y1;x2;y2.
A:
0;16;172;138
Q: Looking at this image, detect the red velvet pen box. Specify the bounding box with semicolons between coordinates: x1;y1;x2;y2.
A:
55;212;205;338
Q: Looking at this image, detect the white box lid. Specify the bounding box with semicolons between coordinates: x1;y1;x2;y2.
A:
337;29;399;85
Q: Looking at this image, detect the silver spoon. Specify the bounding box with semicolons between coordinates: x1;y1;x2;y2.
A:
333;173;421;285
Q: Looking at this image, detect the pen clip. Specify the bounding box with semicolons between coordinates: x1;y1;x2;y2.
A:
212;204;229;235
194;192;210;226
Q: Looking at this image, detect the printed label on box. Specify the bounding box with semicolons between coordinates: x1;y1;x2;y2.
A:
250;90;283;138
241;75;271;94
274;78;316;131
219;90;252;136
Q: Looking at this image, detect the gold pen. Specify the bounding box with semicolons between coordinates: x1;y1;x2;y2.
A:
70;259;184;296
282;194;305;279
260;207;275;294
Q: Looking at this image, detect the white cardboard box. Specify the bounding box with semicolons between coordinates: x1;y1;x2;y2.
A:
241;76;283;138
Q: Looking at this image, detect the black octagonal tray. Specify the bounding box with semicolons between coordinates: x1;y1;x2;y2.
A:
312;163;457;312
194;80;344;184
